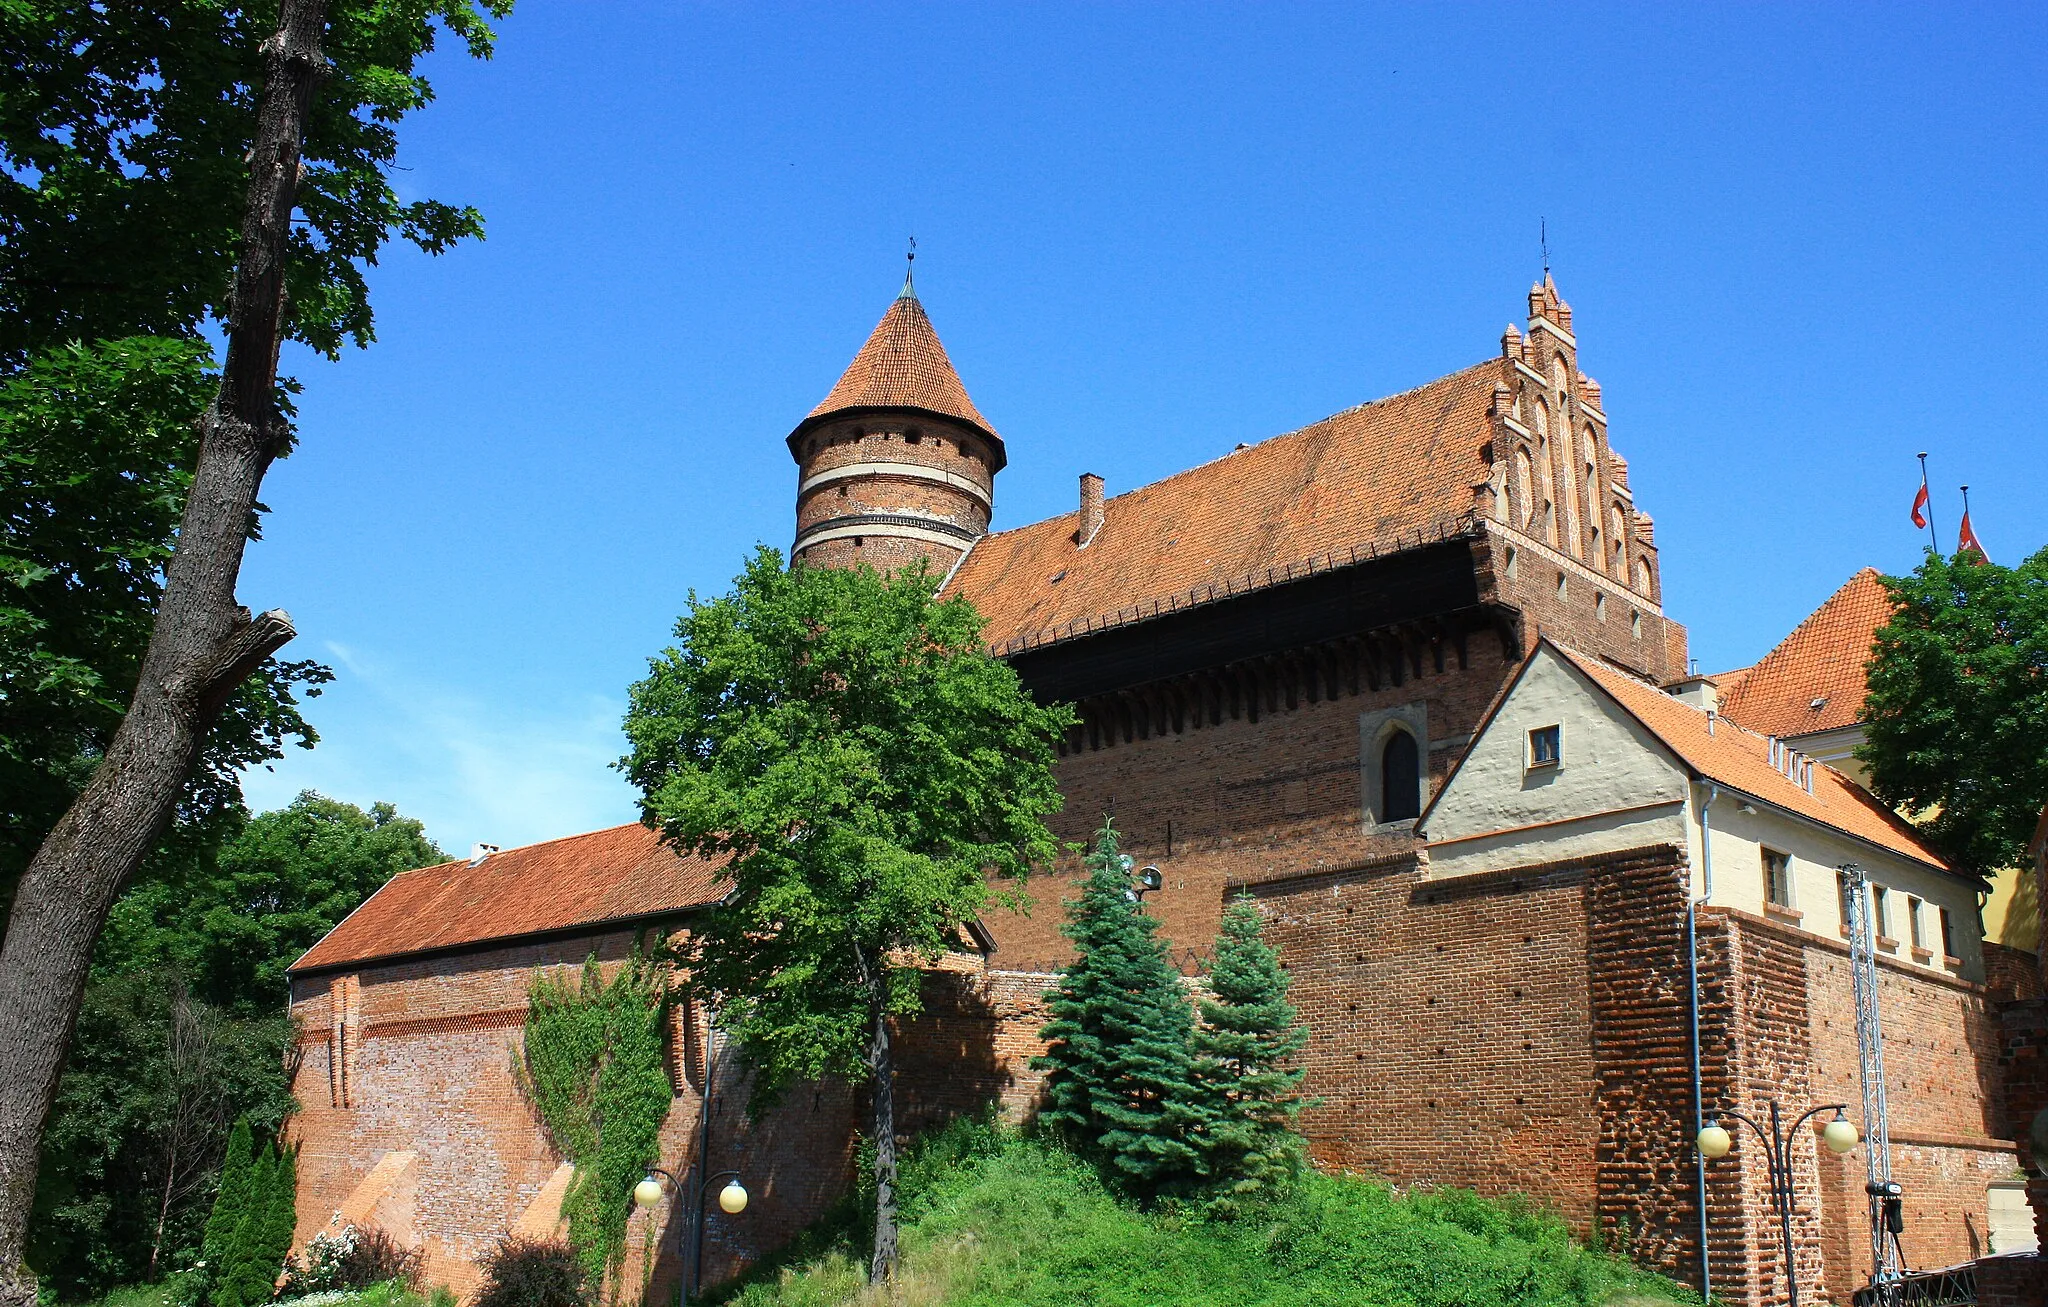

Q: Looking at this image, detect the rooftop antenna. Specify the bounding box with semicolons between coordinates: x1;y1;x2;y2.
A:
901;235;917;299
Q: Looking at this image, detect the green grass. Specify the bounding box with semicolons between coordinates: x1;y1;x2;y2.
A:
715;1120;1697;1307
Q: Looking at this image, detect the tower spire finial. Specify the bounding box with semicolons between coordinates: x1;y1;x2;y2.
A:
900;235;917;300
1540;218;1550;280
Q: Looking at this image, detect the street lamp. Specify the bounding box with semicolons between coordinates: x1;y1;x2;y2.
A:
634;1166;749;1305
1697;1101;1859;1307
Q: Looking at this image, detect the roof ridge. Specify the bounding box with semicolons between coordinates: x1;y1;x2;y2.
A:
408;820;654;874
968;357;1502;547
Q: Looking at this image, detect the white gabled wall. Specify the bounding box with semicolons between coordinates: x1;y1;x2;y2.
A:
1423;645;1689;878
1692;789;1984;982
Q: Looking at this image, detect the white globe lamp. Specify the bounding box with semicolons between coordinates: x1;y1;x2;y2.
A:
1696;1121;1732;1159
717;1180;749;1215
1823;1114;1860;1155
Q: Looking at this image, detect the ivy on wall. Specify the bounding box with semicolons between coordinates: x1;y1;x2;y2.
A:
514;954;673;1294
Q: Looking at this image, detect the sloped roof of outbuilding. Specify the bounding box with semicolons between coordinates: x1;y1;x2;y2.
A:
1546;642;1956;877
943;358;1505;652
289;823;730;974
1716;568;1895;739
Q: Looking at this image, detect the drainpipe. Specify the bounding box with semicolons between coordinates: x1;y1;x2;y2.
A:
1688;779;1719;1301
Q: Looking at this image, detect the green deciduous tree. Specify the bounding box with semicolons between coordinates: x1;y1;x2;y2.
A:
29;794;436;1297
1860;546;2048;876
622;549;1069;1283
0;0;507;363
513;955;672;1295
1186;895;1310;1217
1034;822;1202;1203
0;339;328;916
101;791;444;1016
0;5;510;1296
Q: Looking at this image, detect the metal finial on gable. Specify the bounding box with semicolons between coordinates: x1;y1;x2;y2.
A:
901;235;917;299
1540;218;1549;280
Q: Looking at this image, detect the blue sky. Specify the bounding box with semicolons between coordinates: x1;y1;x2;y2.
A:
237;2;2048;855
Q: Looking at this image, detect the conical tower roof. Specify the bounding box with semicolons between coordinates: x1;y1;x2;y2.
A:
789;283;1004;466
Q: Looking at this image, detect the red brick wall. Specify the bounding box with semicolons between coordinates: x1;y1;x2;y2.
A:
982;635;1520;972
1691;909;2018;1305
287;931;861;1301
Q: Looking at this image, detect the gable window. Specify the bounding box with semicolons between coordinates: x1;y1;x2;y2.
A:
1762;849;1792;909
1381;730;1421;823
1527;725;1561;769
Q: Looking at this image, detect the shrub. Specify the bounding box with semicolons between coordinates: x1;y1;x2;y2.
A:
285;1227;423;1297
472;1236;586;1307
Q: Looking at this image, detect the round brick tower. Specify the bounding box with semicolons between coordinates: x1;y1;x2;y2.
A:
787;271;1004;572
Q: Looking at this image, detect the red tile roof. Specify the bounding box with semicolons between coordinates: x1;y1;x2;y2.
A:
1717;568;1896;739
797;289;999;445
1549;642;1952;874
289;823;729;973
944;359;1505;652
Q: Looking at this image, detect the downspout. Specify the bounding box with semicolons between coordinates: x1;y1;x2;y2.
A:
1688;778;1719;1301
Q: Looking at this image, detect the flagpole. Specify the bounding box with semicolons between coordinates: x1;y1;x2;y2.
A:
1916;452;1937;551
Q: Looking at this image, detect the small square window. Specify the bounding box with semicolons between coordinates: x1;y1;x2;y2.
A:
1528;725;1561;768
1762;849;1792;909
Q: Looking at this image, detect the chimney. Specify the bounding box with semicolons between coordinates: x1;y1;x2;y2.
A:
1078;473;1104;547
469;842;500;866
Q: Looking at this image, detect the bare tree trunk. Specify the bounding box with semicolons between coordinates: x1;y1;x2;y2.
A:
866;992;899;1285
0;5;329;1301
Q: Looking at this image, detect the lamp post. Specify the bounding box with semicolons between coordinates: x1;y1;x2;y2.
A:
1697;1101;1860;1307
634;1013;749;1305
634;1166;748;1305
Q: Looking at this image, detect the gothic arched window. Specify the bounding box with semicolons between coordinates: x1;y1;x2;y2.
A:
1381;730;1421;823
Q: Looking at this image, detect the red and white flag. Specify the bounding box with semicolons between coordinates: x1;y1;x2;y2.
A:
1910;482;1930;529
1958;512;1991;564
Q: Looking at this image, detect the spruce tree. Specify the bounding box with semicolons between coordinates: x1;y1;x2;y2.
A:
201;1117;255;1276
251;1144;296;1301
1034;821;1200;1201
1187;895;1310;1217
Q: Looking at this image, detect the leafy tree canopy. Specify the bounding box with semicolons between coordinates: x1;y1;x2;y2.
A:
623;549;1068;1280
622;548;1069;1105
0;342;330;911
1859;546;2048;875
99;790;445;1015
0;0;513;363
